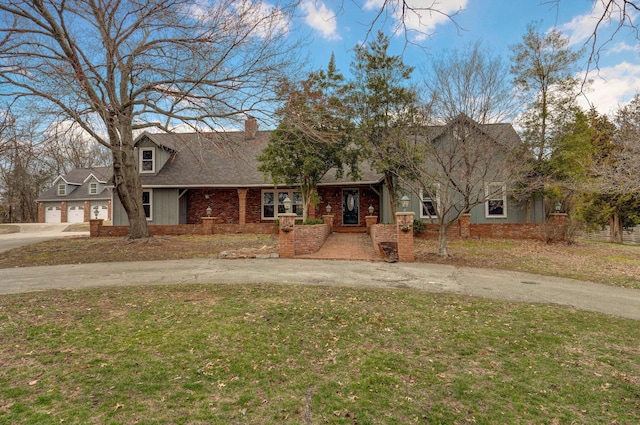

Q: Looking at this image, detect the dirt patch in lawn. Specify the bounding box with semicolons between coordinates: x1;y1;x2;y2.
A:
0;225;20;235
0;234;278;268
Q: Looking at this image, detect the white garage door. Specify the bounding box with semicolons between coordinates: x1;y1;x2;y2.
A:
45;206;61;223
67;205;85;223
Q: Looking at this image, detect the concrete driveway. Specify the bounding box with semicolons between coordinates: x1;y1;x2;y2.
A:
0;223;89;253
0;257;638;321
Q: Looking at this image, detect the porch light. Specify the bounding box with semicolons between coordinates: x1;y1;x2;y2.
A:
93;205;99;219
206;205;212;217
554;201;562;213
326;203;332;214
368;204;374;215
400;195;410;211
283;196;292;213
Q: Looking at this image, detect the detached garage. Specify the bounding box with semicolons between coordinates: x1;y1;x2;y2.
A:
36;167;113;224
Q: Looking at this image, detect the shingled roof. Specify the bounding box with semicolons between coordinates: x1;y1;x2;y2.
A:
137;130;384;187
37;166;112;201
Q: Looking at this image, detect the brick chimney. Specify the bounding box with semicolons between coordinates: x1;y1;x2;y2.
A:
245;116;258;139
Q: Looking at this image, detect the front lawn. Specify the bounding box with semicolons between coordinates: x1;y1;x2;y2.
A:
1;284;638;424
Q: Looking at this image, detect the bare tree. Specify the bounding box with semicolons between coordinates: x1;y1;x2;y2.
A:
41;123;111;175
402;116;528;257
0;0;299;238
423;41;517;124
352;0;463;43
0;112;51;222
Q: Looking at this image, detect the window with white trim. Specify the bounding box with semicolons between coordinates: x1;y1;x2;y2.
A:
261;189;302;220
89;182;98;195
420;186;440;219
485;182;507;218
57;183;66;196
142;190;152;220
139;148;155;173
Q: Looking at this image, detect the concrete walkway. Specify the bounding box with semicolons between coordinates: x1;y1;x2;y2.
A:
0;258;638;321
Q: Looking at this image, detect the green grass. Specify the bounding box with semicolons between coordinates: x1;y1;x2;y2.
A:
1;284;638;424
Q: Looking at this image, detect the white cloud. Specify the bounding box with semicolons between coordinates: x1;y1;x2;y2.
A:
184;0;291;38
579;62;640;115
363;0;467;41
608;41;638;54
557;1;608;46
301;0;340;41
233;0;291;38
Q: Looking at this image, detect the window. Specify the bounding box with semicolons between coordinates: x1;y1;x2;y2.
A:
420;186;439;219
485;182;507;218
57;183;66;196
140;148;155;173
261;189;302;220
89;182;98;195
142;190;152;220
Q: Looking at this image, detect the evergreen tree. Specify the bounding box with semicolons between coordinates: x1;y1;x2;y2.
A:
346;31;421;219
258;55;357;221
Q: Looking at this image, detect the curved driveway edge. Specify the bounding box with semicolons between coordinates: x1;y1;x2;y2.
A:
0;258;638;320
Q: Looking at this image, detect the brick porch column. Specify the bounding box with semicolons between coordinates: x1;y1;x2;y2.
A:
459;214;471;238
278;213;297;258
396;212;415;262
237;188;248;225
89;219;103;237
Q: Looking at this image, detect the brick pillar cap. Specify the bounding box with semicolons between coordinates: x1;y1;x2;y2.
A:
278;213;297;217
395;212;415;216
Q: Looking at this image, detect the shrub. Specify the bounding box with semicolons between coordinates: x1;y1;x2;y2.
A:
413;219;427;235
302;218;324;225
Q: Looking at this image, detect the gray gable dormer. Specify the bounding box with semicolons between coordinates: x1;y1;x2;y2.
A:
52;175;80;196
134;133;176;176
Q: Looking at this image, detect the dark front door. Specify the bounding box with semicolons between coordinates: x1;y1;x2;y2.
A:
342;189;359;225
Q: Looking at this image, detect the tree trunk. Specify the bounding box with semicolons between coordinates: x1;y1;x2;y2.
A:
609;213;623;243
111;132;150;239
385;172;397;222
437;221;448;257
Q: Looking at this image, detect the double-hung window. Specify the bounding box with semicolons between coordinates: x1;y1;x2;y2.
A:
89;182;98;195
485;182;507;218
262;189;303;220
57;184;66;196
142;190;152;220
140;148;155;173
420;186;439;219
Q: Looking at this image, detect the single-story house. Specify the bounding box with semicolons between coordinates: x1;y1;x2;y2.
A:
38;117;545;231
36;167;112;223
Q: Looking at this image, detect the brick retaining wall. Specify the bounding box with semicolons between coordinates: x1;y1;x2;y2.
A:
294;224;331;255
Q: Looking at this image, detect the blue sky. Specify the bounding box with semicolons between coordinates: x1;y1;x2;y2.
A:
293;0;640;116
